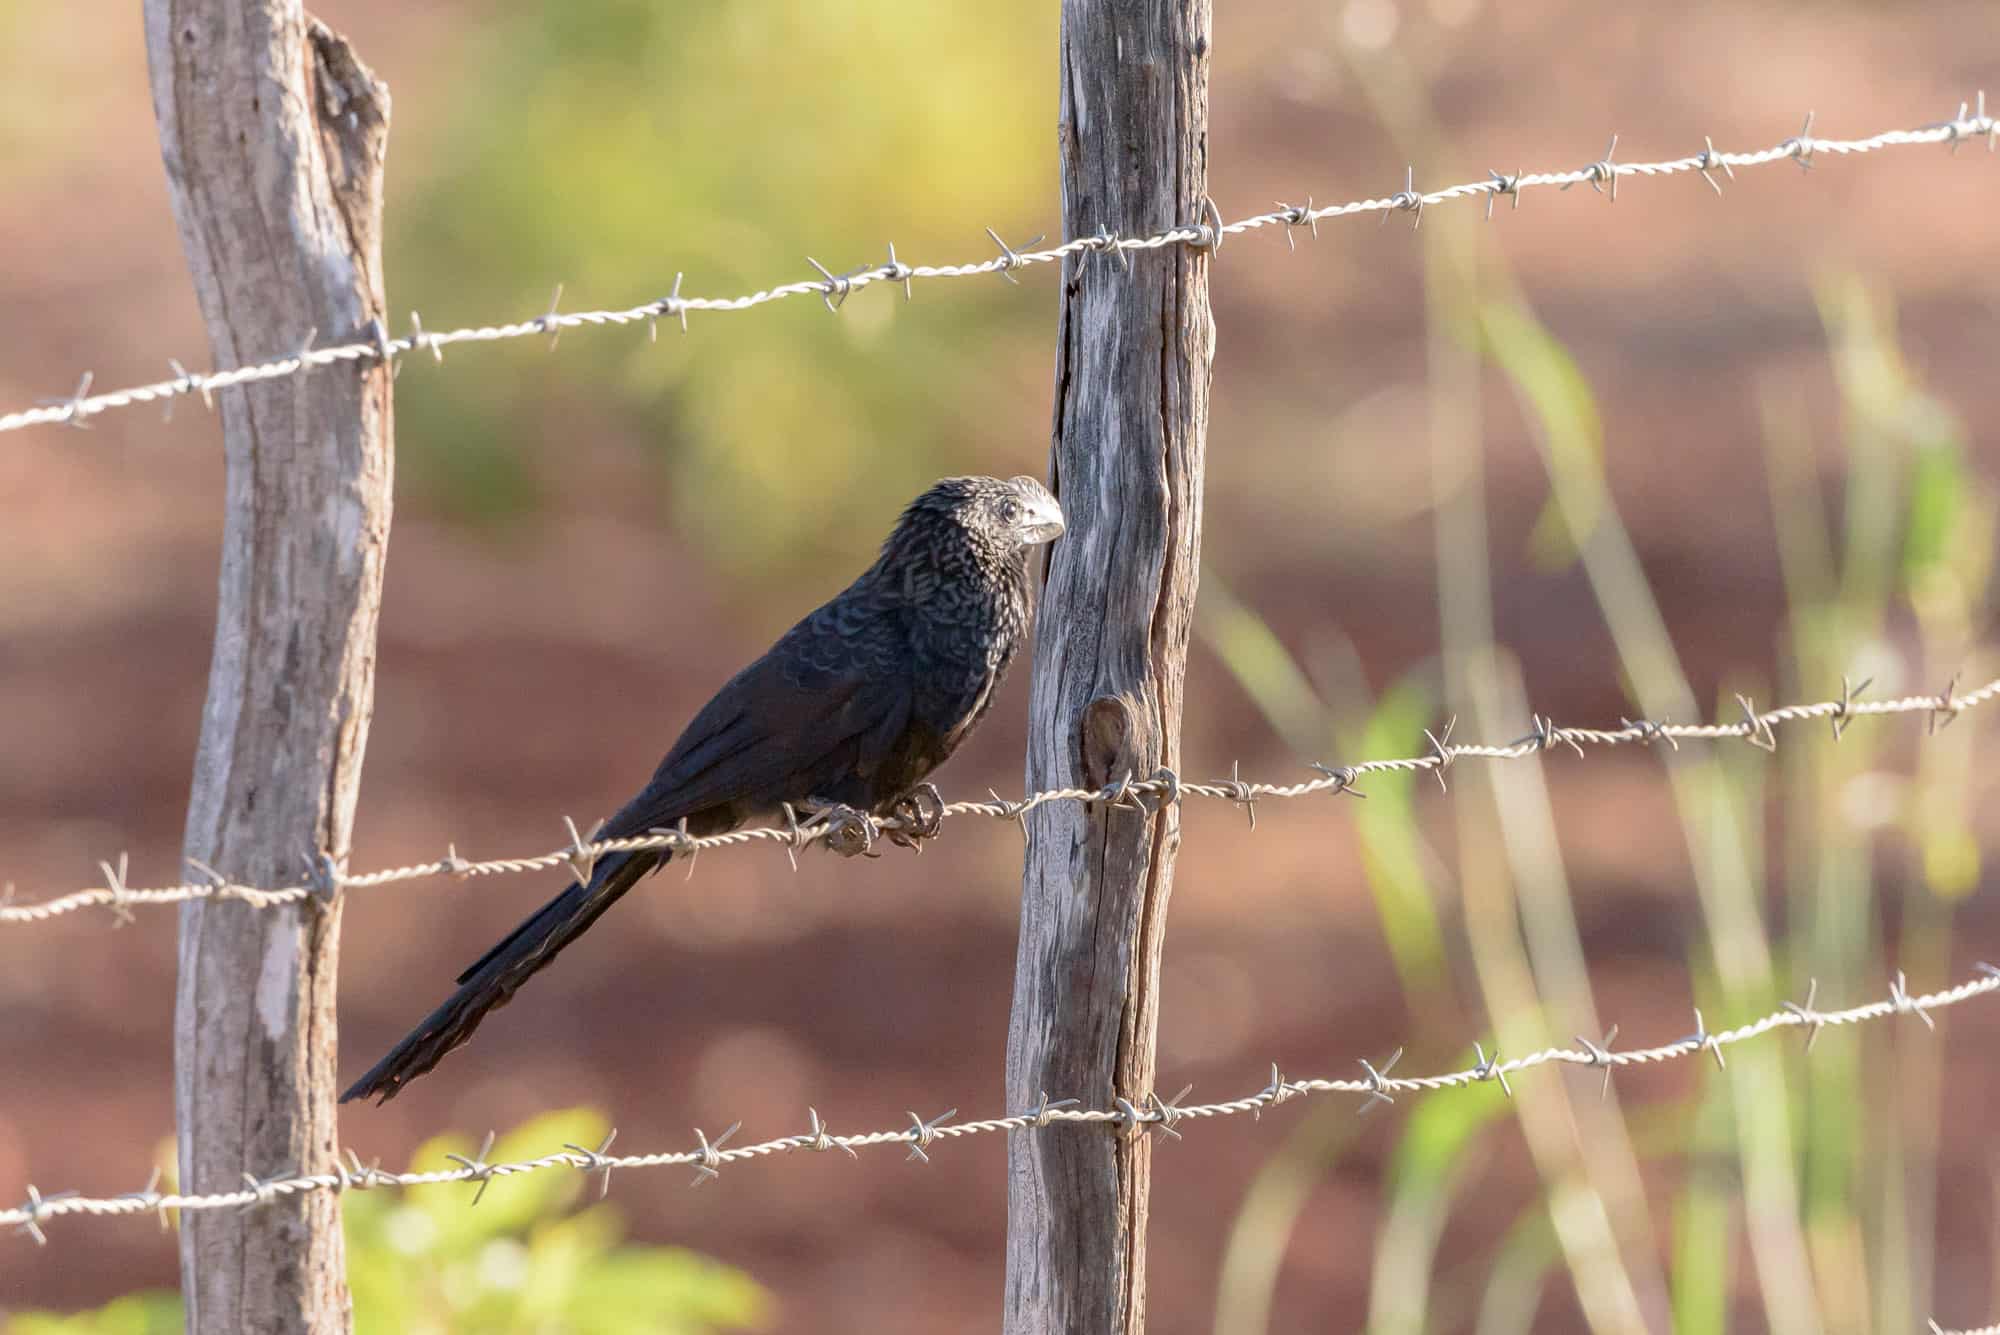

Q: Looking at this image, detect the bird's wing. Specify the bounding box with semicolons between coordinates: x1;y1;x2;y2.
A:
597;598;912;838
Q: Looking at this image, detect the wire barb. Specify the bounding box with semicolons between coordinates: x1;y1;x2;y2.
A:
1621;714;1681;752
1146;1085;1195;1141
1784;111;1818;171
562;815;601;884
1472;1042;1513;1098
1146;765;1183;814
1256;1063;1301;1119
1307;761;1368;799
341;1149;385;1194
12;1185;76;1245
983;228;1043;285
1680;1006;1727;1070
36;372;98;430
688;1122;741;1188
164;358;207;417
1085;222;1130;272
799;1107;859;1159
1194;195;1225;252
1383;166;1425;228
1930;673;1963;734
561;1130;620;1200
902;1108;956;1163
1782;978;1827;1051
1022;1092;1082;1128
1224;759;1259;830
538;286;565;349
1529;714;1586;758
1831;675;1872;740
1576;1024;1621;1101
1276;196;1319;249
1735;694;1779;752
1891;970;1937;1032
884;243;914;300
409;310;444;361
805;257;854;312
438;844;473;879
179;858;231;901
1422;718;1457;791
115;1168;169;1232
238;1168;296;1213
445;1131;499;1206
1356;1048;1404;1116
1561;135;1621;201
98;854;134;928
1696;136;1735;195
652;273;689;338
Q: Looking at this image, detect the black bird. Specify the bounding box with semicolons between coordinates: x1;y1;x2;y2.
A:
342;474;1064;1104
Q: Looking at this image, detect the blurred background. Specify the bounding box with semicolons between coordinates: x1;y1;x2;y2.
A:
4;1;1998;1331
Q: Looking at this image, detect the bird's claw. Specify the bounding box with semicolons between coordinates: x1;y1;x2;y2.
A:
886;783;946;851
804;801;880;859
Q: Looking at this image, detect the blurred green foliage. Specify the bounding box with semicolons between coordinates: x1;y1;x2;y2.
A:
1205;237;1997;1327
390;0;1056;579
1199;579;1449;990
1475;301;1605;572
9;1296;182;1335
11;1109;768;1335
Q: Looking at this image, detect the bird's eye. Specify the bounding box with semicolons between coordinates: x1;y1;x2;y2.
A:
1001;500;1021;524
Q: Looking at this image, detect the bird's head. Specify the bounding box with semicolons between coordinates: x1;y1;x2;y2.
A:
990;475;1066;547
873;475;1065;596
899;474;1064;549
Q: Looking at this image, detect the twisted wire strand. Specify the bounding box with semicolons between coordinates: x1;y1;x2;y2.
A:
4;675;1991;925
3;100;1993;435
7;968;1995;1242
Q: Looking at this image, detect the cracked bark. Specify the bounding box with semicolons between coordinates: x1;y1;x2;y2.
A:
145;4;391;1330
1004;3;1212;1331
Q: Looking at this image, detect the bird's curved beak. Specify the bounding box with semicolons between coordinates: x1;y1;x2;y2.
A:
1018;487;1065;545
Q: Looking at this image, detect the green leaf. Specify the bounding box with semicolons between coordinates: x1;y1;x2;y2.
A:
1901;434;1966;580
1194;577;1328;752
1668;1086;1735;1335
1387;1069;1509;1189
1478;301;1606;570
1369;1076;1510;1334
1351;678;1449;990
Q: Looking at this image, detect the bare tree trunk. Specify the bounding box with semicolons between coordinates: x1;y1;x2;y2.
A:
146;5;391;1330
1004;2;1212;1331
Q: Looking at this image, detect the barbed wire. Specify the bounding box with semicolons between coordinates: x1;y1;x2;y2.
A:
3;674;1991;926
6;966;1994;1243
3;97;1993;437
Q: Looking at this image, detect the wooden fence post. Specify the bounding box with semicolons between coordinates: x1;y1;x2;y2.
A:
1004;2;1213;1331
145;4;392;1330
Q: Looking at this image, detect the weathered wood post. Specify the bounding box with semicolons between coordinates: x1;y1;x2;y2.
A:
1004;2;1213;1330
146;4;392;1329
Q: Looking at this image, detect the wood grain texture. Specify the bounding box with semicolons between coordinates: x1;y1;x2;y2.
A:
1004;1;1213;1330
145;5;391;1330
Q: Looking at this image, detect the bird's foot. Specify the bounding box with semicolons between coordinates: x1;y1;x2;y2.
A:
886;783;946;852
803;800;880;859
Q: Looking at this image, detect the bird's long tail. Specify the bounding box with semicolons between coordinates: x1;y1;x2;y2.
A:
340;849;660;1104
